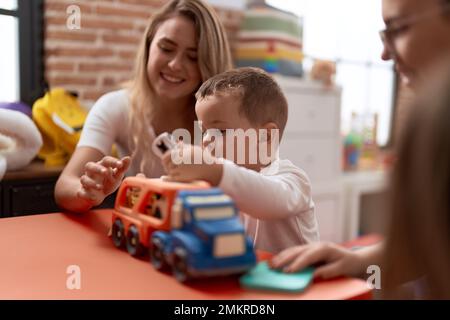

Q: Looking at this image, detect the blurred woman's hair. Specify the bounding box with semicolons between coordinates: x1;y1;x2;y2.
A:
129;0;232;173
383;62;450;299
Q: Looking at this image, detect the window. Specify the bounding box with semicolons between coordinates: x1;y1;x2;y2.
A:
0;1;19;102
171;199;183;229
146;192;165;219
267;0;396;146
0;0;45;105
124;186;142;208
194;206;235;220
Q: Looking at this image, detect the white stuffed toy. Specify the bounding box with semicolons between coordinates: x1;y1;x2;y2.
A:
0;109;43;181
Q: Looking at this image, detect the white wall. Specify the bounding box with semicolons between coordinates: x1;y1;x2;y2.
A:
207;0;246;10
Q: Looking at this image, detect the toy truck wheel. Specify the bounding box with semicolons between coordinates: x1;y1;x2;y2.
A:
112;219;125;248
172;247;189;282
150;237;167;270
126;225;143;257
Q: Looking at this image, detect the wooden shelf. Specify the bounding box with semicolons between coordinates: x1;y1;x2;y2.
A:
2;159;63;181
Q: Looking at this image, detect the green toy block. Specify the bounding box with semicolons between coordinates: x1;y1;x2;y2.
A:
239;261;315;293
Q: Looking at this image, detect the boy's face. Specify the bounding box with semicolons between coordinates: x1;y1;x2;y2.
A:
195;93;273;170
195;92;253;132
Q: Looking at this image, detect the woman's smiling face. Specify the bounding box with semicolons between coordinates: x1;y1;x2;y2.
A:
147;15;201;101
381;0;450;87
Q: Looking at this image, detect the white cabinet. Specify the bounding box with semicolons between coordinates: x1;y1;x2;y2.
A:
285;93;339;135
276;76;344;242
341;170;388;241
280;137;338;182
314;193;341;242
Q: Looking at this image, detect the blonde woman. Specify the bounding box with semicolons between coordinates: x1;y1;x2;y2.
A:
55;0;232;212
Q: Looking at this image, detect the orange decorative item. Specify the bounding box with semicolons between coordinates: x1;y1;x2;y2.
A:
310;59;336;87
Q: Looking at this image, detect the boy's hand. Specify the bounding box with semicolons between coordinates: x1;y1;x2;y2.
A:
162;144;223;185
77;156;131;206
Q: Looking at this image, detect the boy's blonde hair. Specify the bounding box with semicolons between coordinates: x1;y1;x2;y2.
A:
129;0;233;173
195;67;288;137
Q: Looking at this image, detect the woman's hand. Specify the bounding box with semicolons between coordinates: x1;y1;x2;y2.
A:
77;156;131;206
270;242;370;279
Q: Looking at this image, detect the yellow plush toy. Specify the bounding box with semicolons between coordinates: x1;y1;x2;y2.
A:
32;88;88;166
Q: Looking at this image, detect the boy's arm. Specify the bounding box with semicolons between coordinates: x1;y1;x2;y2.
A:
218;159;313;220
161;145;223;184
161;145;312;220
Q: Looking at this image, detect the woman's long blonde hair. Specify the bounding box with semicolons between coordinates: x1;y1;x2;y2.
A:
383;63;450;299
128;0;233;174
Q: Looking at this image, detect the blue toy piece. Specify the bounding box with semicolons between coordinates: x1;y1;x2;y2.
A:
150;188;256;282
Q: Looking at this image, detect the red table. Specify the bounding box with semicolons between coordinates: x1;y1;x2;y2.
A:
0;209;372;299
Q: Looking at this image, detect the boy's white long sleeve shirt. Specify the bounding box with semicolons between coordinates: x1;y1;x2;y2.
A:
218;158;319;253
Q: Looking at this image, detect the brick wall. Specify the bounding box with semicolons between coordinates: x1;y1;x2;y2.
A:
44;0;244;107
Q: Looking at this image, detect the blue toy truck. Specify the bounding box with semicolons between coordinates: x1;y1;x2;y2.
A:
150;188;256;282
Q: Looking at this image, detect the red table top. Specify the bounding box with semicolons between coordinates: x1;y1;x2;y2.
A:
0;209;372;300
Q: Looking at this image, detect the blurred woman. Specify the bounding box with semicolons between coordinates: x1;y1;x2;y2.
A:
271;0;450;298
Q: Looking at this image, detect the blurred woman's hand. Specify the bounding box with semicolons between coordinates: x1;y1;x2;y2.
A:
270;242;378;280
